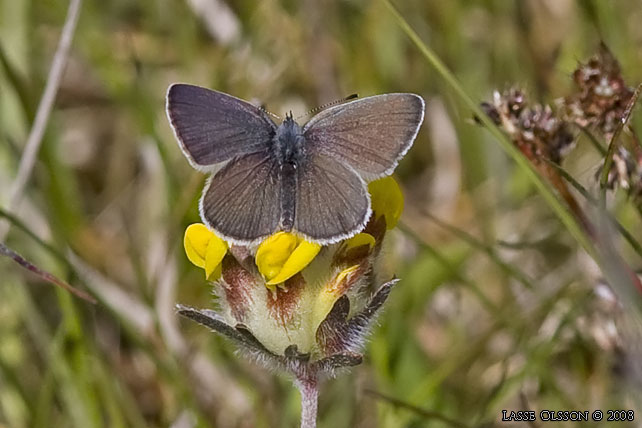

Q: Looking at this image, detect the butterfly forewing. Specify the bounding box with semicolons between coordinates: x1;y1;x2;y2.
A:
302;94;424;180
200;152;281;243
167;84;276;169
293;153;370;244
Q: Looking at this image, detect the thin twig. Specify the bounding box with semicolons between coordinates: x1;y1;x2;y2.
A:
365;389;471;428
2;0;82;236
544;159;642;258
0;207;68;265
0;242;95;303
519;392;540;428
398;223;499;313
496;236;556;250
414;212;537;290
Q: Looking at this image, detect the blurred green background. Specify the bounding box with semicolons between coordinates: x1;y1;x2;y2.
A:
2;0;642;427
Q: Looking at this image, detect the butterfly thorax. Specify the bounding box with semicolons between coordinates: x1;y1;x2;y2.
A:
273;113;303;231
274;113;305;167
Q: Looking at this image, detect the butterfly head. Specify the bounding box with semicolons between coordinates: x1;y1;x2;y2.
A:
275;111;305;165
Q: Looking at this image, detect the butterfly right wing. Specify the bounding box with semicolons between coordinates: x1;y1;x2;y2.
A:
167;84;277;170
200;152;282;244
302;93;424;180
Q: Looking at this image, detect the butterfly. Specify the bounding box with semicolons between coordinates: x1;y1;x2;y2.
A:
166;83;424;245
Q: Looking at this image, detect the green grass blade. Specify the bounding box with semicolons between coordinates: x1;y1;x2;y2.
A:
383;0;596;259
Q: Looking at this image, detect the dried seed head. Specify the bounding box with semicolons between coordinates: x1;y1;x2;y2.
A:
482;87;575;164
565;44;634;138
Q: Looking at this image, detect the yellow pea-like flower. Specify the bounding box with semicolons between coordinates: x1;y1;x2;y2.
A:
368;176;404;230
333;232;376;264
184;223;227;280
331;264;360;292
256;232;321;285
313;265;360;327
343;233;376;251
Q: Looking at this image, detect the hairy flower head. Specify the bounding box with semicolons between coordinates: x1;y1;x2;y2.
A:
179;176;405;376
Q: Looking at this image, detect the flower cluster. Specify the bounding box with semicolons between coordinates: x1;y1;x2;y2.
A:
565;43;635;138
481;88;575;165
482;45;642;207
567;45;642;200
178;176;403;380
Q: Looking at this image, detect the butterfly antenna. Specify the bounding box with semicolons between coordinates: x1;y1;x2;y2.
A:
297;93;358;120
260;104;281;121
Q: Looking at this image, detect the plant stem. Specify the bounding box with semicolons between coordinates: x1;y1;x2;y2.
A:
296;373;319;428
0;0;83;245
383;0;642;301
598;83;642;204
3;0;83;233
382;0;595;258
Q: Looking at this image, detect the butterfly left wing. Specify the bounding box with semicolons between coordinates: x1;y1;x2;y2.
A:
200;152;281;244
166;84;276;170
302;93;424;180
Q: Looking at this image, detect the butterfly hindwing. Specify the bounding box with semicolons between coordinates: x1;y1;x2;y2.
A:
293;153;370;244
200;152;281;243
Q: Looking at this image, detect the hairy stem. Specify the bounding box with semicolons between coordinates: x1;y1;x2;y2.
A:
296;373;319;428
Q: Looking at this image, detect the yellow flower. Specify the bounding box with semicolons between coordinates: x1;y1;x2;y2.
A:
255;232;321;285
312;265;360;329
368;176;404;229
333;232;376;265
184;223;227;280
343;233;375;251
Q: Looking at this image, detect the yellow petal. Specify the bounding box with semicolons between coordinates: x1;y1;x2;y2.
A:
344;233;375;251
184;223;213;268
313;265;360;326
266;240;321;285
255;232;299;280
208;263;222;281
205;234;227;279
332;264;360;290
368;176;404;229
184;223;227;279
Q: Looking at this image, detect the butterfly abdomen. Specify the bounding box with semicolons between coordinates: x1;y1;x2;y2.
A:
280;162;296;231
